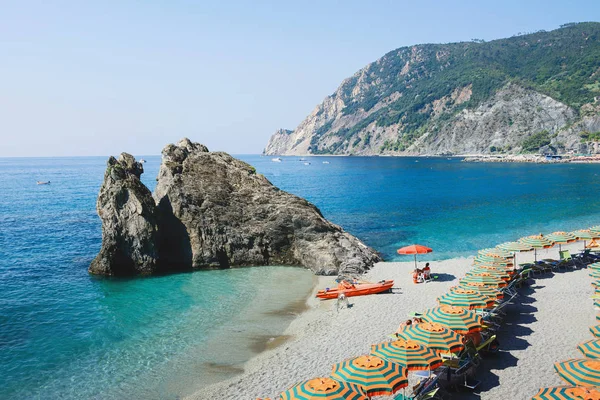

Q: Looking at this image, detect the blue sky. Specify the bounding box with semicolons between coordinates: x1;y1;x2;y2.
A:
1;0;598;156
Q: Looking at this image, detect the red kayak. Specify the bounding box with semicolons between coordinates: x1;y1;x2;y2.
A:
316;280;394;299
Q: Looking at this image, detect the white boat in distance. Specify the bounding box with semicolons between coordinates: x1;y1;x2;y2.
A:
271;157;282;162
322;161;330;164
303;162;311;165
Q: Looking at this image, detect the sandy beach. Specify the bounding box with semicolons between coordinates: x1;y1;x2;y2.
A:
189;241;597;399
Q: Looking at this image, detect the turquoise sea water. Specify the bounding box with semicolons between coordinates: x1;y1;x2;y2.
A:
1;155;600;399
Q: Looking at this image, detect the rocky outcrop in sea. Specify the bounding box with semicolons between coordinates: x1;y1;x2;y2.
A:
90;139;381;277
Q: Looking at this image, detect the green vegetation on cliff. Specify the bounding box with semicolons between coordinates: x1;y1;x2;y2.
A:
306;22;600;154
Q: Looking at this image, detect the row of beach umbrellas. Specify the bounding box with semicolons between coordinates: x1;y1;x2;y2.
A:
261;227;600;399
531;260;600;399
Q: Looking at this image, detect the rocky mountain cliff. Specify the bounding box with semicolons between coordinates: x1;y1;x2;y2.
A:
90;139;381;277
264;22;600;156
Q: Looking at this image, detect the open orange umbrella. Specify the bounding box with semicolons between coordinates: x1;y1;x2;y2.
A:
532;386;600;399
280;377;368;400
331;355;408;397
397;245;432;269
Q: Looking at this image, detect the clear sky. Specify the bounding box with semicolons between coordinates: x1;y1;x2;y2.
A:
1;0;598;157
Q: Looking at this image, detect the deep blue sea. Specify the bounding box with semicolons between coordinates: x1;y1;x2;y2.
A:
2;155;600;399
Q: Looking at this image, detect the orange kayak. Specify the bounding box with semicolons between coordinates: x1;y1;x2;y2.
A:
316;280;394;299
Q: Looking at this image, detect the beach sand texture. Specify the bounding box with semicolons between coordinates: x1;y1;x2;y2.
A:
189;242;596;399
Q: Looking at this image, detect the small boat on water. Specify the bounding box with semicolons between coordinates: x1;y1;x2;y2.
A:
271;157;282;162
303;162;311;165
139;159;147;163
316;280;394;299
299;158;306;161
322;161;330;164
36;181;50;185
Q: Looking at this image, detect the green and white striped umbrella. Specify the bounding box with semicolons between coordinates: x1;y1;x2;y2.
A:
456;282;504;299
547;232;577;252
437;288;496;310
370;339;442;371
589;263;600;271
474;254;513;266
460;273;507;288
578;340;600;359
395;322;464;354
467;267;511;281
591;270;600;279
478;248;514;258
280;377;368;400
532;386;600;400
590;326;600;338
496;242;534;252
573;229;600;250
518;235;555;261
555;359;600;386
590;226;600;234
330;355;408;397
420;305;483;334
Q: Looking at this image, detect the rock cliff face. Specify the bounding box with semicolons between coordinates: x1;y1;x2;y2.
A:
89;154;160;276
264;23;600;156
90;139;380;276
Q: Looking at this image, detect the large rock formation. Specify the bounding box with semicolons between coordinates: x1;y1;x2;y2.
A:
90;139;380;276
89;153;160;276
264;23;600;156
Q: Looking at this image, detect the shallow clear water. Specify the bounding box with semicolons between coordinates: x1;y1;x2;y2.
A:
1;155;600;399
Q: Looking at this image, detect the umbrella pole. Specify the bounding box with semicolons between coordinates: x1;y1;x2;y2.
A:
534;248;537;262
414;254;417;270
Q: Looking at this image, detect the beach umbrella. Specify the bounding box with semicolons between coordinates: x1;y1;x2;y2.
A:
547;232;577;252
478;248;514;258
573;230;600;250
591;271;600;279
597;315;600;322
420;305;483;334
397;245;432;270
591;226;600;234
473;254;513;267
496;241;534;267
457;282;504;299
590;326;600;338
518;234;555;262
437;288;496;310
279;377;368;400
555;359;600;386
394;322;464;354
578;340;600;359
467;267;511;281
531;386;600;399
370;339;442;371
460;273;507;288
330;355;408;397
589;263;600;271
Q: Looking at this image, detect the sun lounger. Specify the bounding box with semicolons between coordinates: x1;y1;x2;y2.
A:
559;250;583;269
394;373;443;399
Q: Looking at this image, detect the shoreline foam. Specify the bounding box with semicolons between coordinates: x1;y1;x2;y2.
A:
189;241;595;399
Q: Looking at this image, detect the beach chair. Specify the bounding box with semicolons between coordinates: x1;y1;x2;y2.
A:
558;250;581;269
395;373;443;399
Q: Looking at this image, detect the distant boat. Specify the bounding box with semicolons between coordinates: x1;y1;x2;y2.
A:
139;159;147;163
303;162;311;165
322;161;330;164
36;181;50;185
271;157;282;162
299;158;306;161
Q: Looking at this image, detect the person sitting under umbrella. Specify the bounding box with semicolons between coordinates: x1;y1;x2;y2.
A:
423;263;431;280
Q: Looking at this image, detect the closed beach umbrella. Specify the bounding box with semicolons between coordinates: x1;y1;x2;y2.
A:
532;386;600;399
573;229;600;250
370;339;442;371
280;377;368;400
518;234;555;262
460;273;507;288
395;322;464;354
457;282;504;299
467;267;511;281
437;288;496;310
421;305;483;334
590;326;600;338
578;340;600;359
555;359;600;386
547;232;577;252
496;241;534;267
330;355;408;397
478;248;513;258
397;244;432;270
